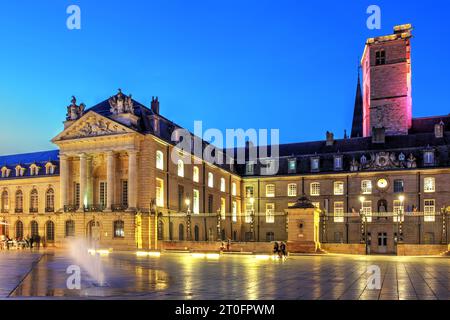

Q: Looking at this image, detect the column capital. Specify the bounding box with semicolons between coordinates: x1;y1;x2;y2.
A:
59;153;69;160
79;152;87;159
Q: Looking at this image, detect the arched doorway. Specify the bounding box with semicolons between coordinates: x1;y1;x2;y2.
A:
178;224;184;241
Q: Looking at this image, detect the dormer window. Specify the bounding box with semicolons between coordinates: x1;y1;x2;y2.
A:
29;164;40;176
15;166;25;177
288;159;296;173
334;155;343;171
45;162;56;175
1;167;11;178
245;161;254;175
423;150;435;166
311;157;320;172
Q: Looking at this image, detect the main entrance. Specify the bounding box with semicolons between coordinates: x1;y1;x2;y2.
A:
377;232;388;253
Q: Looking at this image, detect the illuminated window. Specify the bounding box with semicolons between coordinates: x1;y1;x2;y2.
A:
310;182;320;196
334;156;343;171
15;190;23;213
113;220;125;238
231;182;237;196
287;183;297;197
245;186;254;198
394;179;404;193
245;202;254;223
362;201;372;223
208;172;214;188
334;181;344;195
1;191;9;212
424;199;435;222
220;178;226;192
220;197;226;219
311;157;320;172
424;177;435;193
266;184;275;197
30;189;38;213
232;201;237;222
177;160;184;177
361;180;372;194
45;188;55;212
156;178;164;207
193;166;199;183
288;159;296;173
193;189;200;214
424;151;435;166
266;203;275;223
393;200;404;222
156;150;164;170
334;201;344;223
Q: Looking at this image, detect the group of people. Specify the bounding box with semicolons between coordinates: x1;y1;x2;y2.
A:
0;234;42;250
273;241;287;259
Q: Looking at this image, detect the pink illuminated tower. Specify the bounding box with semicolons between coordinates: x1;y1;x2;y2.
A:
360;24;413;137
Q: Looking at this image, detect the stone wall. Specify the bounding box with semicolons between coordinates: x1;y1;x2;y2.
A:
321;243;366;255
396;244;448;256
160;240;273;253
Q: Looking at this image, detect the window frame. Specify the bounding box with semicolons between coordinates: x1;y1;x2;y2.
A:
310;182;320;196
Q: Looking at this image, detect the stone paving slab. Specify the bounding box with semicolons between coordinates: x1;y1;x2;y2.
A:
2;251;449;300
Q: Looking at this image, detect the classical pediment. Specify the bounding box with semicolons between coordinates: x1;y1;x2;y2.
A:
52;111;136;142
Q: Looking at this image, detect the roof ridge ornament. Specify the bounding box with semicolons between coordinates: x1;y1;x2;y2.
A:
66;96;85;121
109;89;135;115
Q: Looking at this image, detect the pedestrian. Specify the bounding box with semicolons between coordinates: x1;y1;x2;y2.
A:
29;235;34;250
226;239;230;252
273;241;279;256
220;241;225;253
280;242;287;259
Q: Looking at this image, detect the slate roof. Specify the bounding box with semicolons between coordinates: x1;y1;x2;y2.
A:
0;150;60;179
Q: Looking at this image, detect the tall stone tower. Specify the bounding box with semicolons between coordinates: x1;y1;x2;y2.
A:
361;24;413;137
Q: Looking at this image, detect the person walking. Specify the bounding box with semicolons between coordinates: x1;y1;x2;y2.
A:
273;241;279;257
226;239;231;252
35;234;41;250
29;235;34;250
280;242;287;259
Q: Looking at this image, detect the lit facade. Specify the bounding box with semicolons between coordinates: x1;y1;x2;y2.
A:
0;25;449;254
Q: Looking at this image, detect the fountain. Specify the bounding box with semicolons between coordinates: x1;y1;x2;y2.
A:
68;238;106;287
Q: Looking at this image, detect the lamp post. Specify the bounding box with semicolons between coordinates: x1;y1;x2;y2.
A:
398;195;405;244
359;196;368;255
440;206;448;245
249;197;255;242
185;198;191;241
216;208;222;241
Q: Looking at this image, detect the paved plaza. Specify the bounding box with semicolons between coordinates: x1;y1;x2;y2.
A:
0;251;448;300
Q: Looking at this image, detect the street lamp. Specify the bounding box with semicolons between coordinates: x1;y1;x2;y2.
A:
359;196;368;254
249;197;255;241
185;197;191;241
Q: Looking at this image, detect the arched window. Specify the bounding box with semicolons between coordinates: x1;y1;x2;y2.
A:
30;221;39;237
177;160;184;177
15;221;23;239
156;150;164;170
178;224;184;240
1;190;9;212
46;188;55;212
46;221;55;241
30;189;39;213
157;220;164;240
207;172;214;188
113;220;125;238
193;166;199;183
15;190;23;213
194;225;199;241
65;220;75;237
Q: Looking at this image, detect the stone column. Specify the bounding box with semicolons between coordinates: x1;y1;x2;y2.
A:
78;153;87;211
127;150;138;211
105;151;115;211
59;154;69;211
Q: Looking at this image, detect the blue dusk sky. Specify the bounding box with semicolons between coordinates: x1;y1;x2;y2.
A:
0;0;449;154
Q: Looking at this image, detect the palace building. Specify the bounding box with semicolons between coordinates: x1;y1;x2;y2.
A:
0;24;449;255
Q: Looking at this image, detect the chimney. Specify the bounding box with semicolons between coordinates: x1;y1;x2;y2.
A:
326;131;334;146
372;127;386;144
151;96;160;114
434;121;444;138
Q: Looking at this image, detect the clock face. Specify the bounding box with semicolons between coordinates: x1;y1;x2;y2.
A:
377;178;388;189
